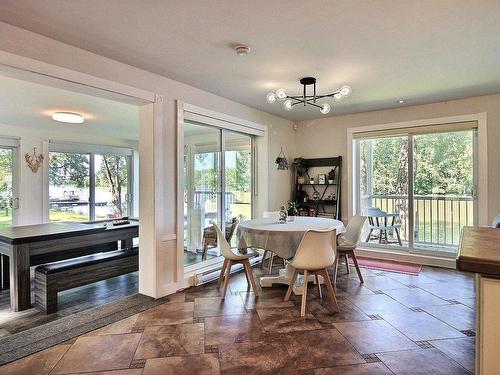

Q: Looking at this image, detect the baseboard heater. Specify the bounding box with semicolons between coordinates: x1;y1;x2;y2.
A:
192;256;262;286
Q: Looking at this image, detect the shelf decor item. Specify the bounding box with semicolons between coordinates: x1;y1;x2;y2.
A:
328;168;336;184
310;177;315;184
293;157;308;184
275;147;288;170
318;174;326;184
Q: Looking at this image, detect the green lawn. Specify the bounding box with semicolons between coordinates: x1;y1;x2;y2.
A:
49;210;88;222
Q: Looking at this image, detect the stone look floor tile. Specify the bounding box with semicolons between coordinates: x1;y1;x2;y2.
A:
314;362;393;374
284;328;365;370
134;323;204;359
194;295;246;317
384;288;450;308
84;314;139;336
423;303;476;331
334;320;418;354
256;306;322;333
362;275;409;291
1;265;477;374
142;354;220;375
377;348;470;374
78;370;144;375
345;293;411;315
431;337;475;372
134;302;194;327
51;333;142;374
380;310;466;341
218;339;292;374
240;290;294;310
308;299;370;324
204;312;264;346
0;344;71;375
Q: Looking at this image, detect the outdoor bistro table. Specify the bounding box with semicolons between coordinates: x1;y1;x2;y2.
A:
0;219;138;311
238;216;346;294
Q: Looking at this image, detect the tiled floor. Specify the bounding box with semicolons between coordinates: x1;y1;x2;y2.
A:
0;262;476;374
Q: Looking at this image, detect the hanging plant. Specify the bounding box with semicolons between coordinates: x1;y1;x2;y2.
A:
275;147;288;170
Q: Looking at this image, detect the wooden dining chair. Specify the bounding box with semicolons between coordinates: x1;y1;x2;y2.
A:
333;215;367;284
284;228;340;316
201;217;238;261
210;220;259;300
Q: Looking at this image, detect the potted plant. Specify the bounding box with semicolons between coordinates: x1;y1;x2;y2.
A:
293;157;308;184
287;201;298;216
328;168;336;184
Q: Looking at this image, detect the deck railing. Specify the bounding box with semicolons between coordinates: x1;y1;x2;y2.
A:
364;194;473;247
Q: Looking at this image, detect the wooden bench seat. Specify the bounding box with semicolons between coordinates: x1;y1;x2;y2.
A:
35;248;138;314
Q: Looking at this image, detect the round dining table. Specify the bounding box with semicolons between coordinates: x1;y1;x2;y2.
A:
238;216;346;293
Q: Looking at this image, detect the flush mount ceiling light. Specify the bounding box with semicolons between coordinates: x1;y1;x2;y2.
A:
234;44;251;56
266;77;351;114
397;99;406;104
52;112;85;124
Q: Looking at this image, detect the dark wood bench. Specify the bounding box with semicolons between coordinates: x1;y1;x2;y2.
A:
34;248;138;314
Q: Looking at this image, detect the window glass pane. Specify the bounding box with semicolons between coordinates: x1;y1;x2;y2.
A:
49;152;90;222
95;154;129;219
184;122;221;266
224;131;252;246
359;136;409;248
413;130;474;252
0;148;13;227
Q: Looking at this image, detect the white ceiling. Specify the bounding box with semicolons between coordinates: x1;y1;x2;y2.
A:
1;1;499;121
0;73;139;140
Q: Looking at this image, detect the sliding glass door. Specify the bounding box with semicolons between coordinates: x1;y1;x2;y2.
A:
0;147;16;226
183;122;253;266
355;126;476;256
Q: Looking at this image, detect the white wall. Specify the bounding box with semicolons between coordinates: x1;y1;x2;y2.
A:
296;94;500;223
0;22;295;296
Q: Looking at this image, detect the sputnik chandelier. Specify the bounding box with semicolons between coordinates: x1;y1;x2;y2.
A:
266;77;351;114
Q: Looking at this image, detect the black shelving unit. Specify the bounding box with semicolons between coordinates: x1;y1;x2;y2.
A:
294;156;342;219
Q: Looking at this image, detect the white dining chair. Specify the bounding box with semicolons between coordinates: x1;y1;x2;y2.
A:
333;215;367;284
284;228;340;316
211;220;259;300
261;211;281;274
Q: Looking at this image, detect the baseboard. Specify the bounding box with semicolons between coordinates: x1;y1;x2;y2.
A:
355;247;457;269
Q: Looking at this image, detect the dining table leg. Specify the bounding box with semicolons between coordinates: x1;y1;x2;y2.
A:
260;262;323;295
1;254;9;289
10;244;31;311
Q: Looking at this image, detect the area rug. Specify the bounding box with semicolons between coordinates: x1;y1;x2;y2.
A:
348;256;422;275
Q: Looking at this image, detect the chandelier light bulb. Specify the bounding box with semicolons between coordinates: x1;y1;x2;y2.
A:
266;92;277;103
283;99;293;111
334;92;343;101
275;88;287;100
320;103;331;114
340;85;352;96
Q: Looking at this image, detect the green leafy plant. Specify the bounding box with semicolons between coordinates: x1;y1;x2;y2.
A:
287;200;298;216
292;157;308;177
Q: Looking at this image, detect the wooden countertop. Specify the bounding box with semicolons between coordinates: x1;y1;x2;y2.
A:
457;226;500;276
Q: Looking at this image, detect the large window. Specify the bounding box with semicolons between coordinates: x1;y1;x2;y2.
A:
49;146;133;222
0;146;15;227
354;125;476;256
183;122;253;266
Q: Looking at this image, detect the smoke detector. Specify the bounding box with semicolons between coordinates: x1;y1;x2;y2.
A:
234;44;251;56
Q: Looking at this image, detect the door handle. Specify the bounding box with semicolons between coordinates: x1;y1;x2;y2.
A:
12;197;19;210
